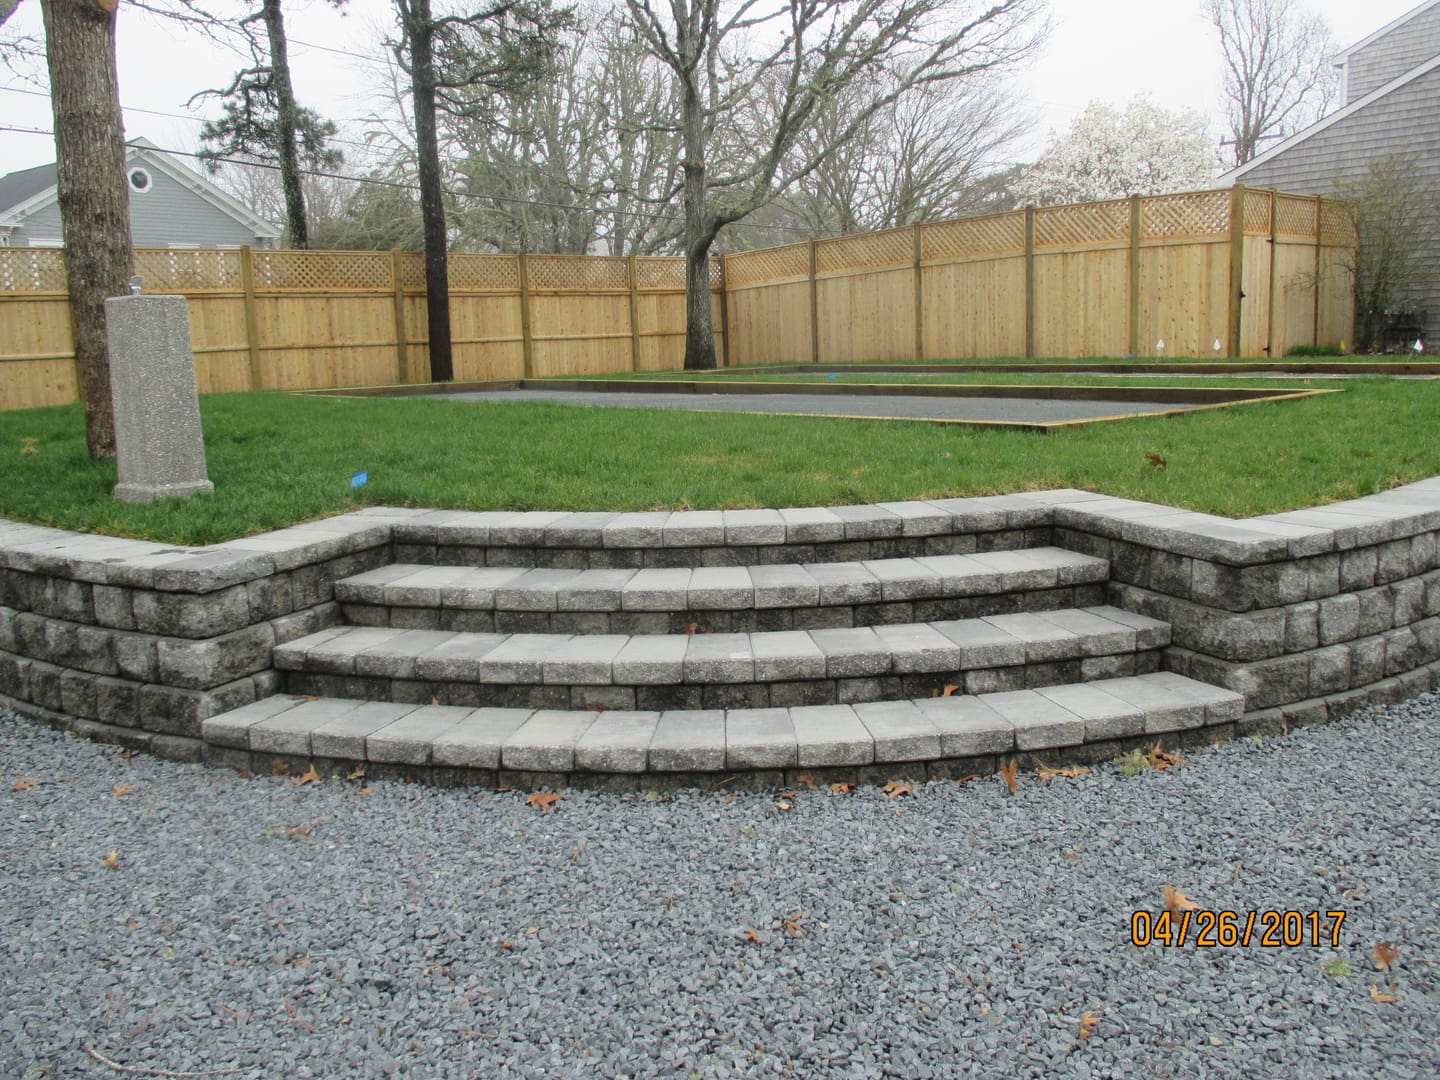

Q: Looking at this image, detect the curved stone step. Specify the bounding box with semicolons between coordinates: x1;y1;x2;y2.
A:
201;672;1244;780
273;606;1169;711
334;547;1108;633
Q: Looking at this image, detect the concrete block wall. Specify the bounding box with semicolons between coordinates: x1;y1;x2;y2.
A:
4;483;1440;763
1051;481;1440;731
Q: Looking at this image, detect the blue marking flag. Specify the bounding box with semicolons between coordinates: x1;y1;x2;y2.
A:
350;471;368;488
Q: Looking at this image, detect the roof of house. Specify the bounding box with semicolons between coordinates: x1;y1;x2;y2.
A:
0;162;59;216
0;137;280;239
1218;39;1440;184
1336;0;1440;62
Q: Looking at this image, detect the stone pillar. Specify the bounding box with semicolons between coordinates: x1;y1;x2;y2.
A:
105;294;214;503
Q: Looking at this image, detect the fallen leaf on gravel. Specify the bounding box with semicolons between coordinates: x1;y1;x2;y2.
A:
1078;1010;1101;1039
355;786;375;797
1145;742;1184;771
291;765;320;786
1372;941;1399;970
527;791;561;813
111;783;134;797
498;941;513;949
12;777;37;791
745;928;761;944
794;773;816;790
782;910;805;937
269;759;290;777
524;927;540;936
345;764;366;781
286;825;313;838
882;780;913;799
1371;984;1398;1003
722;793;734;806
999;760;1018;795
1163;884;1200;914
774;799;793;811
829;782;856;794
952;774;981;785
1036;764;1090;780
100;850;120;870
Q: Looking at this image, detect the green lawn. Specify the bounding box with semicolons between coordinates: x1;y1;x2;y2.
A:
2;375;1438;545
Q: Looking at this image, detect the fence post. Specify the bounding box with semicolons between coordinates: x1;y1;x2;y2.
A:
391;248;409;383
912;223;924;361
518;252;534;379
1024;205;1035;360
1312;195;1324;347
1266;190;1278;359
627;253;641;372
1227;184;1246;358
238;245;262;391
718;256;731;368
1128;196;1142;358
808;238;820;365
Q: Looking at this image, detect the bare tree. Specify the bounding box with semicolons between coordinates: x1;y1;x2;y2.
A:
1206;0;1339;168
192;0;345;248
37;0;131;460
390;0;570;382
621;0;1044;370
772;72;1028;235
446;12;684;255
1335;156;1440;352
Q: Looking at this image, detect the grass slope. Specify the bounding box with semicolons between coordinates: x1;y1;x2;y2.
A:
1;376;1436;544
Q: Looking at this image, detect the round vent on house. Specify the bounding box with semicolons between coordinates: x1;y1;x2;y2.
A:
128;167;152;193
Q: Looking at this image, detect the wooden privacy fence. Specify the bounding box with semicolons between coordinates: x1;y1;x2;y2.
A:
725;186;1355;367
0;248;724;410
0;185;1354;412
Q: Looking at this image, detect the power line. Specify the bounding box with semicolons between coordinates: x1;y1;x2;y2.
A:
0;125;809;237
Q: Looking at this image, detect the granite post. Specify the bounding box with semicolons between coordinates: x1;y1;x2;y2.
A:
104;293;214;503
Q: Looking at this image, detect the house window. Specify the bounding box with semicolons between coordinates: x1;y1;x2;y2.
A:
128;167;153;194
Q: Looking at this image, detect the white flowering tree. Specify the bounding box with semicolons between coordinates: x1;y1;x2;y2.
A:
1012;99;1217;207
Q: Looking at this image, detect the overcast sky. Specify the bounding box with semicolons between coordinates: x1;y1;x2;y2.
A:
0;0;1425;177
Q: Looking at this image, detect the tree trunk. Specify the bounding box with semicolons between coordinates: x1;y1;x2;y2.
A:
261;0;308;248
41;0;131;461
406;0;453;382
680;73;716;371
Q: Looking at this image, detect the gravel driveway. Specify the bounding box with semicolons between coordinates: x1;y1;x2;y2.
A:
1;699;1436;1079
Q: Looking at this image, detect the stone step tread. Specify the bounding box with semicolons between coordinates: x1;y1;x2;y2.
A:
334;547;1107;612
202;672;1244;772
273;605;1169;686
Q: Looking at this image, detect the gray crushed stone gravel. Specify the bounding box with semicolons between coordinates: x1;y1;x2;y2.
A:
1;699;1437;1079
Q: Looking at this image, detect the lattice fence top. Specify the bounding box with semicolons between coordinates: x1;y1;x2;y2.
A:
816;226;913;275
396;252;426;291
448;253;521;292
0;248;66;292
920;211;1026;261
527;254;630;291
133;248;243;292
1243;189;1274;236
252;249;392;291
1319;201;1357;246
724;241;811;287
634;257;684;291
1141;190;1230;240
1274;194;1319;238
1034;199;1130;249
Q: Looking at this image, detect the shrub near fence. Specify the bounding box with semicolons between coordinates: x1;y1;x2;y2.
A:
0;186;1353;412
0;248;724;411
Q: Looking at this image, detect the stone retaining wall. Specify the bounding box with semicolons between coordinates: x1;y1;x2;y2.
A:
3;483;1440;764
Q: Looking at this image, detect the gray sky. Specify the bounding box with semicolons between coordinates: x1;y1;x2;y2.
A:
0;0;1425;177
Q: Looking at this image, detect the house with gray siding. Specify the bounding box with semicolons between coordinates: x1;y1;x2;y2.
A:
0;137;279;250
1217;0;1440;342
